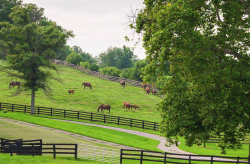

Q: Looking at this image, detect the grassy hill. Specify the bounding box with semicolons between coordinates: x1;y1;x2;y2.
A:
0;60;161;122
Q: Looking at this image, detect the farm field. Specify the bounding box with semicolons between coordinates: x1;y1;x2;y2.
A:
0;60;161;122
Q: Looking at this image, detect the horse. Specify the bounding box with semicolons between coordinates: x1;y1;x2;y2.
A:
120;80;125;88
123;102;131;111
97;104;111;114
9;81;20;89
146;87;150;94
152;89;156;95
82;82;92;89
141;83;148;90
68;90;75;94
130;105;140;111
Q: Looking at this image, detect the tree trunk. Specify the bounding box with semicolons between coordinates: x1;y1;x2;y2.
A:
30;89;35;114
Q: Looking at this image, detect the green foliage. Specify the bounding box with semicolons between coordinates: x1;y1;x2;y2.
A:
72;45;96;63
89;63;99;71
0;3;74;114
66;52;83;65
130;60;148;81
101;67;121;77
98;45;137;69
83;61;90;69
54;45;72;61
132;0;250;155
120;67;133;79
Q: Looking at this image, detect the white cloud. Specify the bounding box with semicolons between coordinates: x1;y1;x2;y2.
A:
21;0;146;59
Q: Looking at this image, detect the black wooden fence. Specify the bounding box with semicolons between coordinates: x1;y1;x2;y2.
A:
120;149;249;164
0;102;160;131
0;138;77;159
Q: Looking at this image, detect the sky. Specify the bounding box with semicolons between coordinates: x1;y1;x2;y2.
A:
21;0;146;59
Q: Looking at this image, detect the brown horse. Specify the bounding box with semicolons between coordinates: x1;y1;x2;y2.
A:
120;80;125;88
152;89;156;95
9;81;20;89
123;102;131;111
82;82;92;89
141;83;149;90
97;104;111;114
146;87;150;94
68;90;75;94
130;105;140;111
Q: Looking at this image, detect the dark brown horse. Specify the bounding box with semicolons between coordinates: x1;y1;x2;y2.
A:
9;81;20;89
146;87;150;94
141;83;149;90
123;102;131;111
82;82;92;89
120;80;125;88
97;104;111;114
130;105;140;111
68;90;75;94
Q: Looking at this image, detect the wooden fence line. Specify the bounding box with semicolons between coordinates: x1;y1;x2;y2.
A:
0;138;77;159
0;102;160;131
51;59;164;98
120;149;249;164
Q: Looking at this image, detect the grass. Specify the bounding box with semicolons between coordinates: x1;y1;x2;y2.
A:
178;137;248;158
0;60;161;122
0;112;160;152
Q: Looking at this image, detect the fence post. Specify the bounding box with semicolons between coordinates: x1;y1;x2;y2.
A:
189;155;191;164
64;110;66;118
164;152;166;164
130;119;132;127
24;105;26;113
211;156;213;164
32;143;34;156
118;117;120;125
75;144;78;159
94;146;96;160
53;144;56;159
91;113;93;122
140;151;143;164
104;115;106;123
51;108;53;116
38;107;40;115
102;148;105;161
120;149;123;164
40;140;42;155
85;145;87;159
0;103;1;111
154;123;156;131
142;121;144;129
10;143;13;156
12;104;14;112
77;111;80;119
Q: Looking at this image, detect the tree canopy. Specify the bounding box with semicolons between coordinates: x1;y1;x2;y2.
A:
131;0;250;156
98;45;137;69
0;3;74;114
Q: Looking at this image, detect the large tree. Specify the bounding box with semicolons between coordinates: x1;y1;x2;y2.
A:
0;3;74;114
131;0;250;158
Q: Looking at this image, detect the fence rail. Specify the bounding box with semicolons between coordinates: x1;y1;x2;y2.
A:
0;138;77;159
0;102;160;131
51;59;164;98
78;144;120;163
120;149;249;164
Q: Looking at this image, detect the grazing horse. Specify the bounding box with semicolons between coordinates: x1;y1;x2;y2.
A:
9;81;20;89
120;80;125;88
152;89;156;95
145;87;150;94
97;104;111;114
141;83;149;90
68;90;75;94
82;82;92;89
130;105;140;111
123;102;131;111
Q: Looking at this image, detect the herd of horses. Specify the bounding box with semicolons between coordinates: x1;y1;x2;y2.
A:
8;80;156;114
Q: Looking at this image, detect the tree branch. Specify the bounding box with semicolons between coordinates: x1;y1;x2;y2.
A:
209;48;243;59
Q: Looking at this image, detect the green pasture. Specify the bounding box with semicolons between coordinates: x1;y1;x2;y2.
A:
0;60;161;122
0;112;160;152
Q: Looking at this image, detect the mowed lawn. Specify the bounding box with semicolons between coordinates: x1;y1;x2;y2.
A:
0;60;161;122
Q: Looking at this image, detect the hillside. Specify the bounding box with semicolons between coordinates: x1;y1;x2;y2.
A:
0;60;161;122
